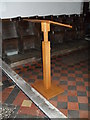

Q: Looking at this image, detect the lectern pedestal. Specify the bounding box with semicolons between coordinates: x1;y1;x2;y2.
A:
32;81;64;100
24;19;72;100
31;22;64;99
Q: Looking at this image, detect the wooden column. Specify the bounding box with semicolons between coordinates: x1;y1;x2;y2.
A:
41;22;51;90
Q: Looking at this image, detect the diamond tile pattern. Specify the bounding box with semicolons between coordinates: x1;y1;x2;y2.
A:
1;49;89;118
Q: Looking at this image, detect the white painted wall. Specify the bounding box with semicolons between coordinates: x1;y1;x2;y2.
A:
1;2;83;18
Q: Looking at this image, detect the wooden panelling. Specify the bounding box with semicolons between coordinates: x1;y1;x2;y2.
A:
2;13;87;61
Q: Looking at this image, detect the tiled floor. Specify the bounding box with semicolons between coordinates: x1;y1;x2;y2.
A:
1;72;46;118
1;48;89;119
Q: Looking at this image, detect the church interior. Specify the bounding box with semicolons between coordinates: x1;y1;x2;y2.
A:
0;2;90;119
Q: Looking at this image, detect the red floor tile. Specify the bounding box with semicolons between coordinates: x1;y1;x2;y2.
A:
2;88;13;103
30;103;39;111
68;81;76;86
58;96;68;102
77;86;86;91
89;82;90;87
13;91;28;106
83;74;88;78
68;67;75;70
68;73;75;77
68;102;79;110
60;109;68;117
85;82;88;86
68;90;77;96
75;71;82;74
53;73;60;77
2;76;7;81
60;76;68;81
29;75;37;80
18;106;38;116
78;96;88;103
61;70;68;74
37;109;45;117
60;85;68;90
76;78;84;82
79;110;88;118
82;68;88;72
18;103;39;116
50;100;57;107
88;92;90;97
0;92;2;101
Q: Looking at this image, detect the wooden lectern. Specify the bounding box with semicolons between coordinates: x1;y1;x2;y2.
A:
24;19;72;99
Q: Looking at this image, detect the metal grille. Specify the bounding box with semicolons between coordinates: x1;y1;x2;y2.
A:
0;104;16;120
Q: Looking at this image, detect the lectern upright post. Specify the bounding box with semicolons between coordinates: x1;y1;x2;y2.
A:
24;19;72;99
41;22;51;90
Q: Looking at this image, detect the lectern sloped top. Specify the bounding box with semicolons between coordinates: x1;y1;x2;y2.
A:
24;19;72;28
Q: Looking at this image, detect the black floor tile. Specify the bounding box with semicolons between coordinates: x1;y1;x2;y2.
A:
2;80;14;90
52;76;60;80
68;86;76;90
84;78;88;82
5;86;20;104
75;68;81;71
68;77;75;81
68;70;75;73
28;79;35;83
61;73;68;77
37;75;43;80
54;69;60;73
86;86;89;91
0;86;2;91
50;96;58;101
68;96;78;102
57;102;67;109
76;81;84;86
61;90;68;96
16;114;37;118
15;68;21;71
88;97;90;103
77;91;87;96
32;72;39;75
79;103;88;111
75;74;83;78
62;67;68;70
68;110;79;118
60;81;68;85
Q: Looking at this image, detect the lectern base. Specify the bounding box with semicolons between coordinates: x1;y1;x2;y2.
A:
31;81;64;100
